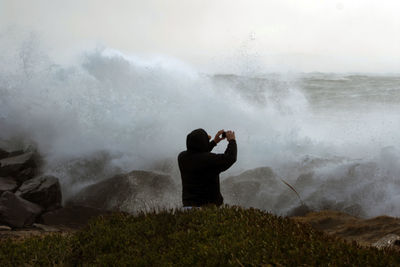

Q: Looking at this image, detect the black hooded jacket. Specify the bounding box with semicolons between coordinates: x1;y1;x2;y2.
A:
178;129;237;207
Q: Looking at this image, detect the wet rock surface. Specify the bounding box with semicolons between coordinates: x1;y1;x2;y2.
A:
16;168;36;184
16;175;62;210
0;149;9;160
0;145;178;233
0;152;37;179
0;225;11;231
0;146;65;230
0;177;18;194
69;170;177;212
32;223;61;232
0;191;43;228
287;204;312;217
222;167;286;210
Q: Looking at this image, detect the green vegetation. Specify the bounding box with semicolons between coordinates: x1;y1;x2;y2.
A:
1;206;400;266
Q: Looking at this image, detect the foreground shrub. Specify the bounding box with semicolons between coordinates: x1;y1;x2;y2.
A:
1;206;400;266
0;234;72;266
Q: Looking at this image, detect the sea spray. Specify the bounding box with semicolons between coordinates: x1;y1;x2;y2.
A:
2;34;400;217
0;37;309;178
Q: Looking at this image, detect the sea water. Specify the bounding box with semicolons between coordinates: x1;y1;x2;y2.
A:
1;36;400;217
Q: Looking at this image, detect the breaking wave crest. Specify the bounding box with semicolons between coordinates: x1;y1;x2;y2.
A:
1;33;400;217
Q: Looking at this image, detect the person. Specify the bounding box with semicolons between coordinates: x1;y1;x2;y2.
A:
178;128;237;208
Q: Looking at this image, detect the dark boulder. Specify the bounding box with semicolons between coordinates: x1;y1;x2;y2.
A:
16;175;62;210
0;177;18;194
222;167;280;191
222;167;283;209
7;150;25;158
222;180;261;207
0;191;43;228
0;149;9;160
0;148;25;160
287;204;312;217
0;225;11;231
17;168;36;184
40;206;110;228
69;170;177;212
0;152;37;182
32;223;60;232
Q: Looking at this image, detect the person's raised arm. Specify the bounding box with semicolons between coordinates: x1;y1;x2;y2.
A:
209;131;237;172
208;140;216;152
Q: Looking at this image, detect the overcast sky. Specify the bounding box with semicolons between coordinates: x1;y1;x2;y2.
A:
1;0;399;73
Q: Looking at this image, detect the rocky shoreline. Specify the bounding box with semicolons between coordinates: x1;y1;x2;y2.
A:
0;145;180;241
0;147;61;228
0;146;111;240
1;146;400;250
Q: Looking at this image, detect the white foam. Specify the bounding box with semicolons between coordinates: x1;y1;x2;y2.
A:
2;34;400;217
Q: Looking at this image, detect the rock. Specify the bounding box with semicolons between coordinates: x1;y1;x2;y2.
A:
17;168;36;184
0;177;18;194
222;167;283;209
68;170;177;212
16;175;62;210
294;173;315;190
223;180;261;207
224;167;277;184
287;204;312;217
0;225;12;231
343;204;365;218
0;152;37;182
0;149;9;160
40;206;109;228
372;234;400;250
0;148;24;160
32;223;60;232
7;150;25;158
222;167;280;192
0;191;43;228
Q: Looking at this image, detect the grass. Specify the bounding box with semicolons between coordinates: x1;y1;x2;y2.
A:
1;206;400;266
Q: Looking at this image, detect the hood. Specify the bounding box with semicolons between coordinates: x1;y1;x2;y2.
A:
186;128;209;152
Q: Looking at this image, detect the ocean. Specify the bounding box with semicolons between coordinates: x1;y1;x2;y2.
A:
1;45;400;217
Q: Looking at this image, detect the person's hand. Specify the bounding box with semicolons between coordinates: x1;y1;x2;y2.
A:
213;129;225;144
225;130;235;141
